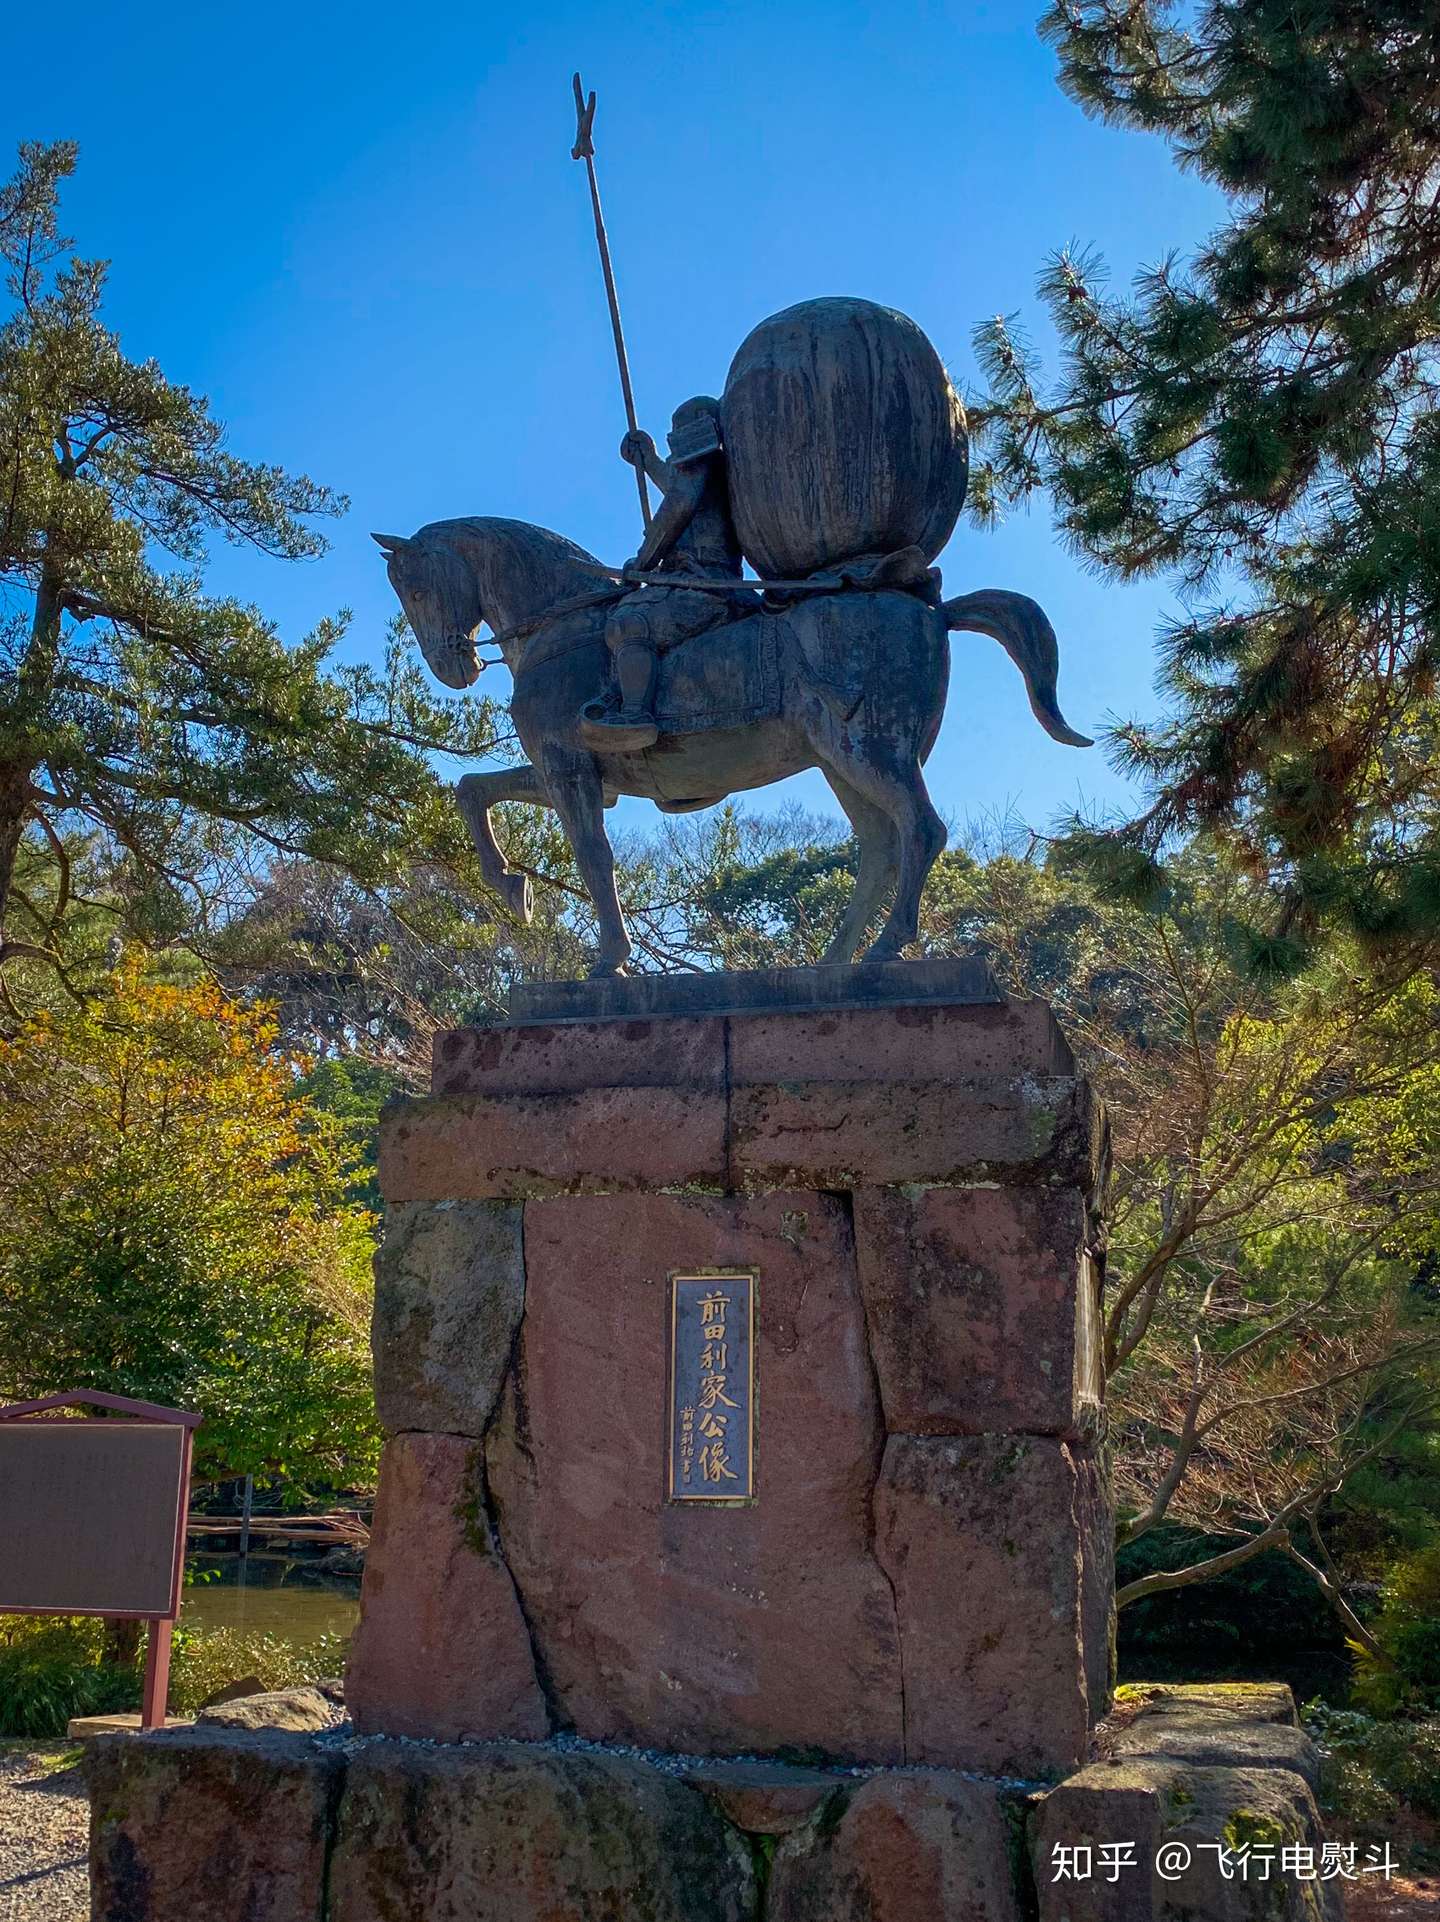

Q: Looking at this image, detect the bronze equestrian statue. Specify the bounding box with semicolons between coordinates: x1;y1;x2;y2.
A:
375;298;1090;978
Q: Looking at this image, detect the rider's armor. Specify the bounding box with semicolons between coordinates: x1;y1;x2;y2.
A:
581;396;748;751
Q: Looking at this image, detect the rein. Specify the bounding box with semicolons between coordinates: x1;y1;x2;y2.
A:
479;558;935;673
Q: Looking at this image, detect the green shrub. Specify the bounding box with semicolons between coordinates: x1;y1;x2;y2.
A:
167;1627;347;1714
1352;1543;1440;1714
0;1616;351;1737
0;1618;139;1737
1305;1702;1440;1844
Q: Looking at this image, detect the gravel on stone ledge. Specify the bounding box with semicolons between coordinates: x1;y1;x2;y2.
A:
0;1744;88;1922
308;1720;1047;1795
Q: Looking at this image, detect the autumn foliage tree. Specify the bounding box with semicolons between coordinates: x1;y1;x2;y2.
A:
0;957;379;1484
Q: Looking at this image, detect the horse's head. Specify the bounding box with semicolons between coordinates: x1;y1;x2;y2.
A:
372;527;483;689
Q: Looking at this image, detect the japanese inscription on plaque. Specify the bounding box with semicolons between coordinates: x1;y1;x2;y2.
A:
668;1273;755;1502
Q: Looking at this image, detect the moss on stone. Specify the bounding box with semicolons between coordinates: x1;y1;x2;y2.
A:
1164;1777;1196;1818
1000;1790;1041;1922
749;1830;779;1892
1112;1683;1153;1704
809;1785;854;1842
1222;1807;1288;1853
988;1439;1030;1483
453;1443;497;1558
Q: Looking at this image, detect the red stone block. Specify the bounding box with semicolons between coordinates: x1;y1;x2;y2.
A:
768;1770;1023;1922
346;1433;547;1742
378;1085;728;1201
485;1190;905;1763
1076;1444;1117;1718
87;1727;340;1922
1032;1759;1344;1922
329;1743;756;1922
362;988;1112;1771
680;1759;840;1834
853;1185;1103;1438
371;1199;525;1436
727;995;1071;1087
874;1434;1093;1776
431;1015;726;1097
729;1073;1097;1193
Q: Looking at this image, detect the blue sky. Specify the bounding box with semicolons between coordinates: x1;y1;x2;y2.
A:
6;0;1220;840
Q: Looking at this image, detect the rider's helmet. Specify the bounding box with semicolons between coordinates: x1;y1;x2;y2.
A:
667;395;724;468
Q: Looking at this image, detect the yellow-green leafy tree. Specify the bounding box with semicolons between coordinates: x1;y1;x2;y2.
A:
0;956;379;1484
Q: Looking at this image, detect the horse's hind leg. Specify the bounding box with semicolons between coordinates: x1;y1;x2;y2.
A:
545;754;633;977
456;766;543;923
819;768;898;963
813;741;946;963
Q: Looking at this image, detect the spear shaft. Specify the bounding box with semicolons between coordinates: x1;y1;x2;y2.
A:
572;73;652;528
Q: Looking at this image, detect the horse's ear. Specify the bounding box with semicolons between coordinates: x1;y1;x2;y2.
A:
371;531;410;556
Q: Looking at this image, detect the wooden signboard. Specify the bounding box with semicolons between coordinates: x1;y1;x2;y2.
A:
0;1391;199;1726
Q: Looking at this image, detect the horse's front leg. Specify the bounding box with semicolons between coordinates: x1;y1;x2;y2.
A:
455;765;545;924
544;754;632;976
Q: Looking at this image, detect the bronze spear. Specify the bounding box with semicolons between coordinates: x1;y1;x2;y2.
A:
571;72;652;529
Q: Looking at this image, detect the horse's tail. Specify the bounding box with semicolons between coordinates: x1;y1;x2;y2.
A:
942;589;1092;748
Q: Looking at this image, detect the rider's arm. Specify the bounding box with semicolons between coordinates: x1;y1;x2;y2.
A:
620;430;674;493
630;462;707;572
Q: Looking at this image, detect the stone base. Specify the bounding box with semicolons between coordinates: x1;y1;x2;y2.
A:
354;986;1113;1778
85;1684;1343;1922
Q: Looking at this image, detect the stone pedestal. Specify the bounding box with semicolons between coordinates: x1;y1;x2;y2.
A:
346;967;1114;1779
87;1685;1342;1922
83;970;1353;1922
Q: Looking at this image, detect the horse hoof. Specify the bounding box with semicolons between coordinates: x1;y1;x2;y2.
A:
502;872;534;925
587;960;630;979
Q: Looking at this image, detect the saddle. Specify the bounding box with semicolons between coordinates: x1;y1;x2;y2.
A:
581;548;935;742
651;612;782;732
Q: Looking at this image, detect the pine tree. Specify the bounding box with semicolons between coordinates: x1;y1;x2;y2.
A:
973;1;1440;962
0;143;499;1009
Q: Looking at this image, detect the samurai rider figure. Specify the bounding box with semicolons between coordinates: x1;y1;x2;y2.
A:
580;394;750;751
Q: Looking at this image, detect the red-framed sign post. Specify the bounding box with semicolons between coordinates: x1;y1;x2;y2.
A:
0;1390;200;1728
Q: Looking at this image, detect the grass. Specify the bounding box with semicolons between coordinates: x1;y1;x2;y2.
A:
0;1615;350;1738
0;1619;139;1737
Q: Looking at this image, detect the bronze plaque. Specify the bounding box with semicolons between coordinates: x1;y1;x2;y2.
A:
0;1421;188;1616
668;1272;755;1502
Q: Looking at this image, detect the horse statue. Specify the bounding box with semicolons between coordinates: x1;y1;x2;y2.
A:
372;514;1089;977
376;299;1088;977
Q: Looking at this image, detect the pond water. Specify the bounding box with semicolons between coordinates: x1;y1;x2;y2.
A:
182;1555;360;1647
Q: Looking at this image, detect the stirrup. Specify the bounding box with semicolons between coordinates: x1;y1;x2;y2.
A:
580;701;659;751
